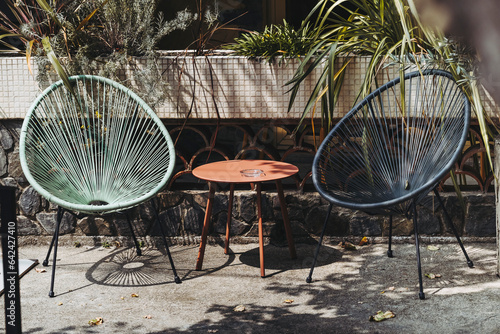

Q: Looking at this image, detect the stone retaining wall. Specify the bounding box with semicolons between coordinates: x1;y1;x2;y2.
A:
0;119;495;244
15;188;496;242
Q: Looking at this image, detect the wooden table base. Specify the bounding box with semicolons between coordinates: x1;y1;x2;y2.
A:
195;181;297;277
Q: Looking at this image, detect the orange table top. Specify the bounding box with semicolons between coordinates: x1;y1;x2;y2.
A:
192;160;299;183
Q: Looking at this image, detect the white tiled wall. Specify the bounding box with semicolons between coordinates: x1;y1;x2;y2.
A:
0;57;41;119
0;56;497;120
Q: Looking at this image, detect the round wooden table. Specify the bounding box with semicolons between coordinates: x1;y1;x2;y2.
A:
192;160;298;277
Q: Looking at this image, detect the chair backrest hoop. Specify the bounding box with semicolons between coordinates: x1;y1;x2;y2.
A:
312;69;471;212
20;75;176;214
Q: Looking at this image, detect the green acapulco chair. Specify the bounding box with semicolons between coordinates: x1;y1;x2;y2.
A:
20;75;181;297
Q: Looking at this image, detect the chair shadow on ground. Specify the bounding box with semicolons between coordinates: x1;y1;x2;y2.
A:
85;245;236;287
84;240;343;287
147;244;498;334
21;244;499;334
237;243;343;278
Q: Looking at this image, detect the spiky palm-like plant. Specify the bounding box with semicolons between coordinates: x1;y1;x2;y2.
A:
287;0;492;167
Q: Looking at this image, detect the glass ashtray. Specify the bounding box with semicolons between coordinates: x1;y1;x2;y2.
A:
240;169;265;177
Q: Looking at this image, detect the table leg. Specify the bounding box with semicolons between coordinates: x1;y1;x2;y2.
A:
276;180;297;259
196;182;215;271
224;183;235;254
256;182;265;277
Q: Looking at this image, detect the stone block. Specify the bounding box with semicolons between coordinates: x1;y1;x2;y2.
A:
159;191;185;208
109;216;132;236
465;195;495;237
212;193;229;215
36;211;76;235
19;186;40;217
192;192;209;208
280;204;304;222
238;193;255;223
304;205;350;236
350;212;382;236
0;147;7;177
184;205;204;235
288;220;310;237
286;192;321;209
0;123;14;150
214;212;249;236
17;215;41;235
139;202;155;222
7;148;25;184
415;205;441;235
260;194;274;221
78;217;113;236
245;221;274;237
440;195;465;234
156;205;182;236
381;215;413;236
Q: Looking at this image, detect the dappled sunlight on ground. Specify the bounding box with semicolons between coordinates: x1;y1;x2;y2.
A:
5;242;500;333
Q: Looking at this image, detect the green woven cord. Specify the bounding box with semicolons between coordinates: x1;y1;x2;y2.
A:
20;75;175;214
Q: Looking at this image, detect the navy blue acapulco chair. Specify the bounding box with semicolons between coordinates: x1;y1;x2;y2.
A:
307;69;474;299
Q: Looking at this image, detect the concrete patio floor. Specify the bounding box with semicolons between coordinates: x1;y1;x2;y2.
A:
1;240;500;333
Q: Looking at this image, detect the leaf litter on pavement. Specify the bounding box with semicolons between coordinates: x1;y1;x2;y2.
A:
369;310;396;322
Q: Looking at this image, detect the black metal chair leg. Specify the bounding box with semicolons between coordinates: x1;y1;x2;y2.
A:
124;211;142;256
43;220;58;267
412;200;425;300
433;189;473;268
387;215;393;258
151;199;181;284
306;203;333;284
48;207;64;298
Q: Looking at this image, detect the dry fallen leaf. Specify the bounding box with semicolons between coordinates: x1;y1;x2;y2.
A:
425;273;441;279
339;241;357;250
284;299;294;304
88;317;103;326
359;237;369;246
58;302;63;306
427;245;440;251
233;305;246;312
369;310;396;322
144;315;152;319
35;268;46;273
131;293;139;298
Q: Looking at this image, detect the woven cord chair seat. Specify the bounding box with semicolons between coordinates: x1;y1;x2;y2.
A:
19;75;181;297
313;69;470;215
20;75;175;215
308;69;473;299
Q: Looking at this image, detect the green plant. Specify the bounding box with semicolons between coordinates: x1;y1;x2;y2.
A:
171;0;247;149
225;20;318;64
285;0;495;199
1;0;195;107
54;0;195;107
0;0;98;78
287;0;486;144
0;0;68;54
